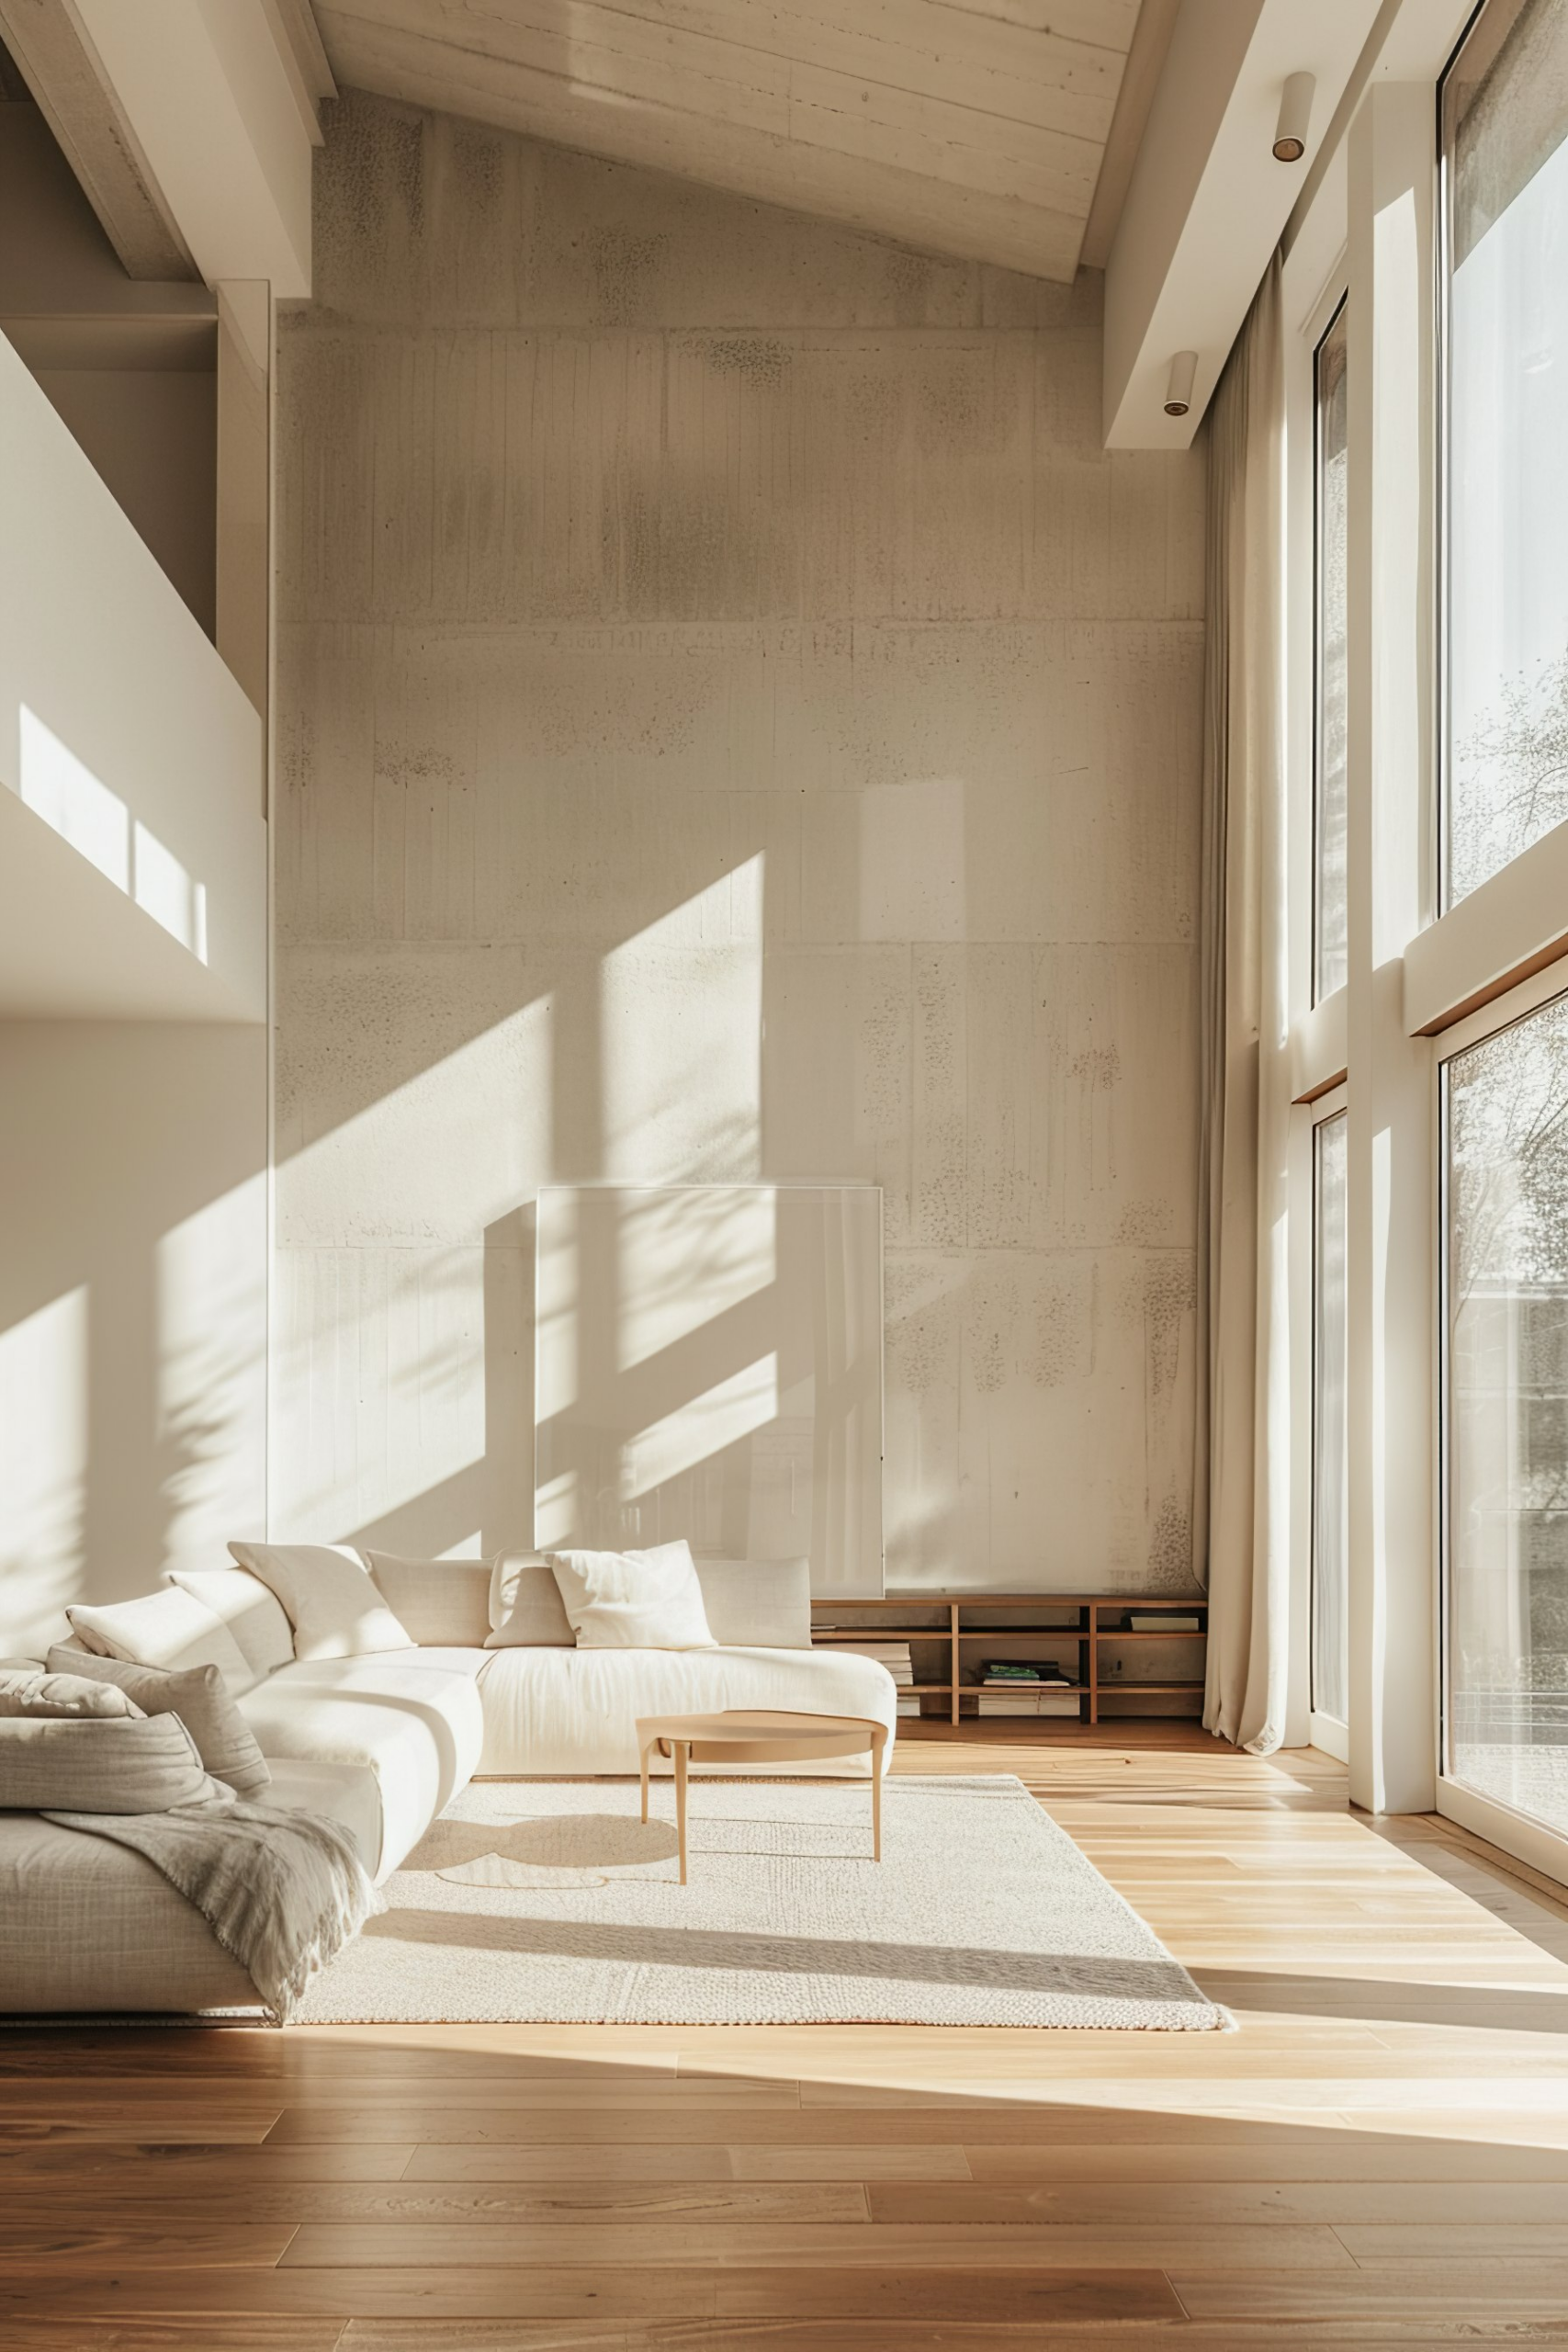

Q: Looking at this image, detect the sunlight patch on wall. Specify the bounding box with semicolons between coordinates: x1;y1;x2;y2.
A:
17;707;209;959
616;1182;775;1374
624;1353;779;1498
603;855;763;1182
0;1286;87;1657
157;1175;266;1574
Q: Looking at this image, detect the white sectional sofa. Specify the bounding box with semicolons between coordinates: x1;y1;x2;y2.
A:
0;1554;897;2015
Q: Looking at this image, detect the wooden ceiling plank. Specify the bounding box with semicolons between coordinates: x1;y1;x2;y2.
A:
321;0;1121;146
561;0;1128;135
929;0;1141;46
319;2;1103;219
315;11;1087;278
0;0;197;279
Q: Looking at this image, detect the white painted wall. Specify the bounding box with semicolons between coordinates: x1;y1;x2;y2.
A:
273;93;1206;1593
0;323;265;1020
0;1023;267;1658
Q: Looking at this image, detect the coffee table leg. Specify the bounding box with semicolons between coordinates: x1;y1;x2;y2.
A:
871;1725;886;1861
674;1740;689;1886
640;1741;650;1826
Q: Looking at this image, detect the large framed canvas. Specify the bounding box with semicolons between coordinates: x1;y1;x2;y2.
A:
535;1185;883;1596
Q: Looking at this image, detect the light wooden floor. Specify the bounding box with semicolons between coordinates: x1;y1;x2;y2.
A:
6;1724;1568;2347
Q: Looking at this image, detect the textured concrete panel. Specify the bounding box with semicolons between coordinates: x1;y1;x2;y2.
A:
275;90;1205;1586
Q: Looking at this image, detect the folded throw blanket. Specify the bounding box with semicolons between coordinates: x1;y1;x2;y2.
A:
44;1795;379;2021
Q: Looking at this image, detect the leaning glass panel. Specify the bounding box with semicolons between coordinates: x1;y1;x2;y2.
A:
1447;990;1568;1836
1314;302;1348;1001
1443;0;1568;904
1312;1111;1349;1724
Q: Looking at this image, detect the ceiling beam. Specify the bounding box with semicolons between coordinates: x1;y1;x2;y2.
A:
0;0;197;280
1102;0;1384;448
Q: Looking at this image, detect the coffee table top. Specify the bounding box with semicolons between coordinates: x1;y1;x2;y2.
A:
636;1708;883;1748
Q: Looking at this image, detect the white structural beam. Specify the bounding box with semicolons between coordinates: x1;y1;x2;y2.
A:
1343;81;1437;1818
67;0;321;297
1104;0;1383;449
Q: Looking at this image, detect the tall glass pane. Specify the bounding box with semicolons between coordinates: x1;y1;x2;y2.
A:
1314;303;1348;1000
1313;1111;1349;1722
1443;0;1568;905
1447;992;1568;1835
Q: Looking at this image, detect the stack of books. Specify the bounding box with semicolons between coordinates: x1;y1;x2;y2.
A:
839;1641;922;1716
976;1662;1080;1717
1129;1613;1201;1633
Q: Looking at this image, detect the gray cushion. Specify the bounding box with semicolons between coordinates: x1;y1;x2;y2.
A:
49;1649;272;1797
362;1553;491;1648
692;1557;814;1648
0;1668;145;1721
0;1715;224;1811
484;1553;576;1649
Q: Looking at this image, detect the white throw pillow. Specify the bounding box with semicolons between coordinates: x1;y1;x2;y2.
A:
485;1553;577;1650
66;1589;254;1696
167;1566;295;1679
229;1542;413;1663
547;1542;716;1650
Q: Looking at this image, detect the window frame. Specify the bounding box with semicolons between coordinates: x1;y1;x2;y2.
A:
1435;954;1568;1881
1312;293;1349;1004
1310;1084;1350;1760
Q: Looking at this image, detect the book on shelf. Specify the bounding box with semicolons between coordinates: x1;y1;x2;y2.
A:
833;1640;914;1686
895;1694;923;1716
1129;1613;1201;1633
975;1690;1081;1716
980;1662;1072;1686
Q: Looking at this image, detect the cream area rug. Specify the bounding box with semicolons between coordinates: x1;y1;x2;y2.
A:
295;1776;1226;2030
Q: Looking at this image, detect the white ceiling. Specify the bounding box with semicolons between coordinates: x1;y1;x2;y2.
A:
310;0;1154;282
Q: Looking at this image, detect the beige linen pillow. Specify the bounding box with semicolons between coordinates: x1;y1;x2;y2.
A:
0;1714;226;1811
167;1566;295;1679
361;1553;491;1648
66;1588;254;1695
485;1552;577;1650
0;1666;145;1720
547;1541;716;1651
229;1543;413;1663
49;1648;272;1798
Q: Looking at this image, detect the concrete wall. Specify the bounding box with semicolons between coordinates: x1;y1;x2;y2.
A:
274;89;1205;1592
0;1023;267;1658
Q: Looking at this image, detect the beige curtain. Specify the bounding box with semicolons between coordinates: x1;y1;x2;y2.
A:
1196;255;1291;1754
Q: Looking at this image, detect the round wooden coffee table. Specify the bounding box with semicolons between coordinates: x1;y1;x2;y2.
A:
635;1709;889;1885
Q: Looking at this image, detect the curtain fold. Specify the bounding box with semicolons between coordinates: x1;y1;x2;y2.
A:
1195;254;1292;1754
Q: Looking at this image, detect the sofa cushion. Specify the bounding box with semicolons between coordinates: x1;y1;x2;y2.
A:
65;1589;254;1695
167;1567;295;1680
547;1542;716;1651
0;1667;143;1720
238;1651;485;1881
49;1649;272;1798
0;1758;383;2012
362;1553;491;1648
230;1544;413;1664
691;1557;812;1648
475;1644;897;1778
0;1714;226;1812
485;1553;575;1649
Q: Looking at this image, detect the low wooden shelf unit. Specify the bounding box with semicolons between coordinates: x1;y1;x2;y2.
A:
809;1592;1209;1725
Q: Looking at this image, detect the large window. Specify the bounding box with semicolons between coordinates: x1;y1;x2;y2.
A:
1314;300;1349;999
1312;1109;1350;1725
1442;0;1568;906
1445;989;1568;1837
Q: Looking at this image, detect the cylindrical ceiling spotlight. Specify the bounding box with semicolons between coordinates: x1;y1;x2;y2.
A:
1163;350;1198;417
1273;72;1315;163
